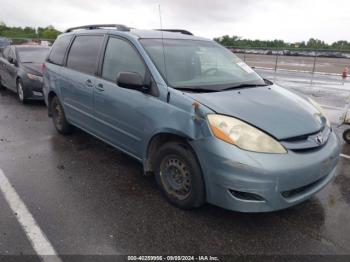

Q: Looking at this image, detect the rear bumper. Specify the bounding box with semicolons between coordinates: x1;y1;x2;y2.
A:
191;131;340;212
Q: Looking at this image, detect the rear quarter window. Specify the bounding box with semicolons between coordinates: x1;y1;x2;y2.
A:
47;35;72;65
66;35;104;75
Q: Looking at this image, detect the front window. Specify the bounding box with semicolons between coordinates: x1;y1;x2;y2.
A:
102;37;145;82
141;39;265;91
18;48;50;63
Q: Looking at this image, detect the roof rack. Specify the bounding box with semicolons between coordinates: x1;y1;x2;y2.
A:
154;29;193;35
65;24;130;33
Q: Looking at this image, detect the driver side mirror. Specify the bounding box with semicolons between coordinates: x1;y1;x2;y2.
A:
116;72;149;93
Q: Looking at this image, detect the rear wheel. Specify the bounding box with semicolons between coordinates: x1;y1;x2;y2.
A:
343;129;350;144
51;96;73;135
154;141;205;209
16;79;26;104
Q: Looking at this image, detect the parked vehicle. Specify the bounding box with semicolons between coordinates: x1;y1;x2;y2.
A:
0;37;11;52
0;45;50;103
43;24;340;212
340;103;350;143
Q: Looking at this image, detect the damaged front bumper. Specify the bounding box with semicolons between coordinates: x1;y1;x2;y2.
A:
190;131;340;212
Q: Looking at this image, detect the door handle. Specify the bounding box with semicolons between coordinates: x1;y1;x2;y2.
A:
95;83;105;92
85;79;94;87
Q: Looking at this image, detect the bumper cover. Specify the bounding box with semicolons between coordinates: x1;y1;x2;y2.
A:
191;131;340;212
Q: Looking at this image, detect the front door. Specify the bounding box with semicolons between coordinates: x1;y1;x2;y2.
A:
93;37;153;158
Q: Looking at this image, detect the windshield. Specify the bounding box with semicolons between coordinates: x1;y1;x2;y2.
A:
18;48;50;63
141;39;265;90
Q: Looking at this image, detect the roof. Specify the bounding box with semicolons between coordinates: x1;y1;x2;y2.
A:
126;29;211;41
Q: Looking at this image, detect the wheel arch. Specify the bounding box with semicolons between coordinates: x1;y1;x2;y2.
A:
143;131;198;175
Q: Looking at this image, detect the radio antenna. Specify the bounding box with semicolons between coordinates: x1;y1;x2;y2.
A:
158;4;168;81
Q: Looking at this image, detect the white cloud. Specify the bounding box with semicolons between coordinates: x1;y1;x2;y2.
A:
0;0;349;43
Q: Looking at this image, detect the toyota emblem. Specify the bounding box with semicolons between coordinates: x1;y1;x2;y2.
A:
316;135;324;145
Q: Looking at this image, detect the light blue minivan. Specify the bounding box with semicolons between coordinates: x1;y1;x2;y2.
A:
43;24;340;212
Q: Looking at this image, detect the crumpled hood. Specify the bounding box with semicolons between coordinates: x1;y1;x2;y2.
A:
21;63;43;76
187;85;325;140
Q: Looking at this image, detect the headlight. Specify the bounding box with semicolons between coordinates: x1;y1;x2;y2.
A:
308;98;330;127
27;73;42;81
207;114;287;154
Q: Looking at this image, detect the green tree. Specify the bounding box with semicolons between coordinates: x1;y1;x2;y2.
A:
0;24;61;40
40;26;60;39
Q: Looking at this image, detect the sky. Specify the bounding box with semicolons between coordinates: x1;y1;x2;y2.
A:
0;0;349;43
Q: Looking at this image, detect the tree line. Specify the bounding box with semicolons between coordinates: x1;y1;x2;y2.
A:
1;22;349;51
0;22;61;40
214;35;350;51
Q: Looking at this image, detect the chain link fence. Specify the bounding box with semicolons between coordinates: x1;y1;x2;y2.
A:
227;47;350;75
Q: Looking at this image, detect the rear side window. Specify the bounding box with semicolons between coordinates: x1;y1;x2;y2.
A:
48;35;72;65
102;37;146;82
66;35;104;75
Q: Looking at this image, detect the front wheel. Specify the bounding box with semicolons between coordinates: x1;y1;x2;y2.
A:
343;129;350;144
154;141;206;209
50;96;73;135
16;79;26;104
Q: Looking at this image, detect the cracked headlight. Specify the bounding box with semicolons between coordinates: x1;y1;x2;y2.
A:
207;114;287;154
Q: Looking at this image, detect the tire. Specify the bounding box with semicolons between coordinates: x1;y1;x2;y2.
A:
343;129;350;144
0;76;4;89
50;96;73;135
154;141;205;209
16;79;26;104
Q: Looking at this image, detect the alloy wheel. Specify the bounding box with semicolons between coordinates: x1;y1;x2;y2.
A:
17;82;24;102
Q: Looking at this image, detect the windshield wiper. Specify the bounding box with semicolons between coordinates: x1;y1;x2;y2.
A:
221;83;268;91
173;82;269;93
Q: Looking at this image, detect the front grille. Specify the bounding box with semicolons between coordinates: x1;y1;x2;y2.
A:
290;146;324;153
281;126;331;152
283;133;311;142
